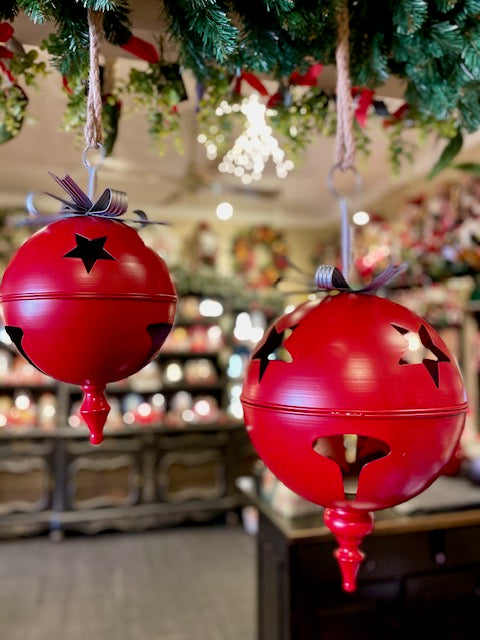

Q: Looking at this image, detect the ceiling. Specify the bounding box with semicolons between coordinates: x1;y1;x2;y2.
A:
2;6;480;231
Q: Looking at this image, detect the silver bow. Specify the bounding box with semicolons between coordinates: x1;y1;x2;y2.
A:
23;173;164;226
314;263;408;293
276;260;408;295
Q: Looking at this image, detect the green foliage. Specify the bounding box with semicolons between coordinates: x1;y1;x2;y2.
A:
454;162;480;176
122;61;186;155
196;67;238;154
162;0;238;77
428;129;463;179
3;0;480;172
11;1;131;77
0;84;28;142
269;89;335;160
0;47;47;143
9;48;47;85
62;73;122;155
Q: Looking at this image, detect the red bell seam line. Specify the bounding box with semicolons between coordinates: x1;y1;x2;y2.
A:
0;292;178;302
240;400;468;417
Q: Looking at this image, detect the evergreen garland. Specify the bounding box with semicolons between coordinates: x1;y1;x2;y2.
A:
2;1;480;171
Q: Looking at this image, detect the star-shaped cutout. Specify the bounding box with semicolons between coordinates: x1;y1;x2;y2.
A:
251;324;296;382
63;234;115;273
393;323;450;388
4;326;45;373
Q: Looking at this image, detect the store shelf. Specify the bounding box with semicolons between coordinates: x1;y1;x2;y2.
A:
0;289;273;537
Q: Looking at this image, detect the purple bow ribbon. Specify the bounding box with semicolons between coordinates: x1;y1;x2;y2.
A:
277;259;407;295
24;173;163;226
314;263;408;293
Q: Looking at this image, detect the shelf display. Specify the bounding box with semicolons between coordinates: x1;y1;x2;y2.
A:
0;284;275;536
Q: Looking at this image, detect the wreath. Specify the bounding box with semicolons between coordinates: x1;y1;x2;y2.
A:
233;226;289;289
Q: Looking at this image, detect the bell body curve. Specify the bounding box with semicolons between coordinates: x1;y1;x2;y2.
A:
1;216;177;444
241;292;467;591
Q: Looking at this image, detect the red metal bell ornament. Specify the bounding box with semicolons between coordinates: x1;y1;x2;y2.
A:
241;292;467;592
1;215;177;445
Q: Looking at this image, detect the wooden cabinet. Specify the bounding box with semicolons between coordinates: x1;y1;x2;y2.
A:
0;289;274;536
0;425;255;537
244;482;480;640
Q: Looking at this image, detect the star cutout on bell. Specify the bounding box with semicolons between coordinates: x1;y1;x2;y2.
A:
252;324;296;382
63;234;115;273
392;323;450;388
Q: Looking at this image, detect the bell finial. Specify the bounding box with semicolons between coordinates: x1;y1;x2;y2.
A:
324;507;374;592
80;384;110;444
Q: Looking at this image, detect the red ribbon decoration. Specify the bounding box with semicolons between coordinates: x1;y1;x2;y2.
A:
0;22;14;57
119;35;160;64
0;22;15;83
382;102;409;128
353;87;374;128
62;35;161;93
62;75;73;94
267;63;323;108
289;63;323;87
234;71;269;96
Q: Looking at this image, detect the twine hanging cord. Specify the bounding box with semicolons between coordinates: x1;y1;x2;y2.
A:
335;3;355;172
20;10;165;226
85;9;104;149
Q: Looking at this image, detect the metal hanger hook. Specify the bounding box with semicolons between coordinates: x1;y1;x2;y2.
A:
327;163;363;200
82;144;106;201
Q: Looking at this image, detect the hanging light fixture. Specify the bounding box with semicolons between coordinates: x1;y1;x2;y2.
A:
199;94;294;183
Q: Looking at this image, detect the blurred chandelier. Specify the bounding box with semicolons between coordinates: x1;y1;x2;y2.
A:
199;94;294;184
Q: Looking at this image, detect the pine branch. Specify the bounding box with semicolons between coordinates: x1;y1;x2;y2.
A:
41;1;90;77
102;0;131;46
39;0;130;76
394;0;428;35
262;0;296;13
5;0;480;173
17;0;60;23
80;1;124;9
230;0;302;76
0;2;18;21
162;0;238;76
350;1;393;87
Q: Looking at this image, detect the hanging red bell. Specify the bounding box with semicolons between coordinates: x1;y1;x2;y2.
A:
241;292;467;592
1;215;177;444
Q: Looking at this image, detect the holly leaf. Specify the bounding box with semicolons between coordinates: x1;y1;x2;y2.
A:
428;130;463;180
453;162;480;176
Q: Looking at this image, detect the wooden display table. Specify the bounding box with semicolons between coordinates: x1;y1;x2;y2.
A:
240;476;480;640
